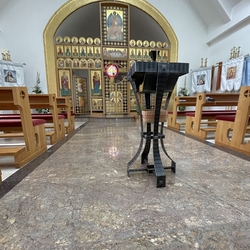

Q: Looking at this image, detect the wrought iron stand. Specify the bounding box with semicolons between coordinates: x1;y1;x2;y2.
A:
127;60;189;188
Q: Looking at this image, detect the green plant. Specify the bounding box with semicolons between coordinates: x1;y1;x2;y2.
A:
32;72;45;113
32;83;43;94
178;86;190;111
178;86;189;97
32;72;43;94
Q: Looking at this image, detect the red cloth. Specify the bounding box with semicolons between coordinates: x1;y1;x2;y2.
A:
185;110;236;117
216;115;250;122
0;119;46;127
0;114;65;120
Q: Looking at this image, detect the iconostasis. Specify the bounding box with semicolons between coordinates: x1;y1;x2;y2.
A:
54;3;170;116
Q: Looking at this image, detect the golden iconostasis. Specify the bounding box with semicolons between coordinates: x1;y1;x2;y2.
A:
54;3;170;116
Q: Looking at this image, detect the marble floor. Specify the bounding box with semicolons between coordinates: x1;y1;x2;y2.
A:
1;118;250;249
0;121;86;181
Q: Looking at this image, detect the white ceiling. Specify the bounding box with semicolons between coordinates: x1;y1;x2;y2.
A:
189;0;243;27
0;0;9;11
0;0;244;32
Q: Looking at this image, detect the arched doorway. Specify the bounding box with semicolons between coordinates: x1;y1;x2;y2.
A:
44;0;178;116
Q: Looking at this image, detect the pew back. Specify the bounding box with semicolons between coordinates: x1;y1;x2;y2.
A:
0;87;47;167
167;96;196;130
215;86;250;155
185;92;239;139
56;97;75;133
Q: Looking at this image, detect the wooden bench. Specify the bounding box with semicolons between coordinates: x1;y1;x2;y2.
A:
28;94;65;144
185;92;239;139
0;113;65;145
215;86;250;155
56;97;75;134
167;96;197;130
0;87;47;168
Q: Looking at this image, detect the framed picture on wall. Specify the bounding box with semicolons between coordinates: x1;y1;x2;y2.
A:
95;59;102;69
92;98;103;110
57;58;64;68
106;10;124;42
90;70;102;96
103;47;127;59
87;46;94;57
129;48;136;59
64;46;71;57
88;59;95;69
136;48;143;59
72;46;79;57
56;45;64;56
59;69;71;96
65;58;72;68
79;46;86;57
143;49;150;60
101;5;128;46
94;47;101;58
80;59;87;68
162;50;168;61
72;58;79;68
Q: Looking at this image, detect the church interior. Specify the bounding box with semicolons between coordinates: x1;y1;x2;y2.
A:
1;0;250;248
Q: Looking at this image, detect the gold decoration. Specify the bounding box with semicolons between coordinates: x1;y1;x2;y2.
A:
63;36;70;44
137;40;142;47
157;41;162;48
143;40;149;47
86;37;93;45
79;37;86;44
44;0;178;97
56;36;63;43
129;39;136;47
71;36;78;44
149;41;156;48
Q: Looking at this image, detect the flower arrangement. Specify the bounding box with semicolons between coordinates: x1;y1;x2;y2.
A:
32;72;48;113
32;72;43;94
178;86;190;111
178;86;189;97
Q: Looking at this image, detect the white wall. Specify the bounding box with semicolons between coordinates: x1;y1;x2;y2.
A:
146;0;209;90
147;0;209;68
0;0;67;93
208;19;250;65
1;0;248;94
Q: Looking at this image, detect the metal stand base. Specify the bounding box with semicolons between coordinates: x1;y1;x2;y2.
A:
126;60;189;188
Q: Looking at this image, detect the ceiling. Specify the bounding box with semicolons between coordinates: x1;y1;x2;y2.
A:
0;0;243;30
189;0;243;27
0;0;9;11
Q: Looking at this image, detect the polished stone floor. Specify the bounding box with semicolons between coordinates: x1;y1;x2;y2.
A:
1;119;250;249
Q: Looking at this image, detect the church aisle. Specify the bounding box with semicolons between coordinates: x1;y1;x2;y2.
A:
0;120;250;249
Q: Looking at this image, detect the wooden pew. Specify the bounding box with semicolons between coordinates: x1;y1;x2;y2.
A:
167;95;235;131
56;97;75;134
0;114;65;145
215;86;250;155
0;87;47;168
167;96;197;130
185;92;239;139
28;94;65;144
0;94;65;144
